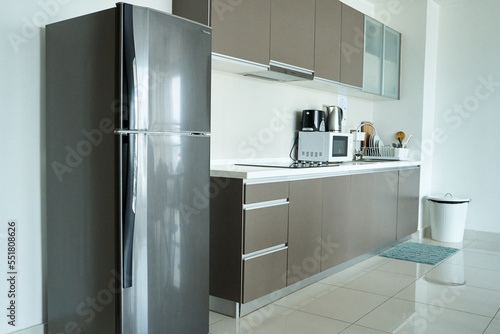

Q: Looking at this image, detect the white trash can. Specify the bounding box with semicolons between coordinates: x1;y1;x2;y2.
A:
428;193;471;243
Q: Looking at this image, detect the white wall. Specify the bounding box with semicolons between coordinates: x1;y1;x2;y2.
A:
430;0;500;233
341;0;375;15
371;0;427;160
418;0;441;230
0;1;171;333
211;71;374;163
369;0;428;229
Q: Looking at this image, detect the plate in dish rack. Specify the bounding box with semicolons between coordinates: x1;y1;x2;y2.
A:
372;134;381;155
377;137;384;155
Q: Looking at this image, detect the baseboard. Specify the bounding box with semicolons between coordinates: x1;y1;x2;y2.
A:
7;324;45;334
475;230;500;242
415;227;500;243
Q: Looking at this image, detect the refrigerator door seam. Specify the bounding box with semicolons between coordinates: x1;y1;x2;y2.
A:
115;130;211;136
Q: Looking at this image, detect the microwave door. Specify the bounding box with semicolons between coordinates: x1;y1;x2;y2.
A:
332;135;348;157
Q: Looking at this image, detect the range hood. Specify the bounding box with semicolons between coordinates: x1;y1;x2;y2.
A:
211;54;314;82
244;60;314;82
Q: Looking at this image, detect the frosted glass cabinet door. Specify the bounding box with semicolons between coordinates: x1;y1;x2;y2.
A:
362;16;383;95
383;26;401;99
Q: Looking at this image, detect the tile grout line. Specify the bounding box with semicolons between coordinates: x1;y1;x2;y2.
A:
338;323;392;334
481;312;498;334
390;296;496;320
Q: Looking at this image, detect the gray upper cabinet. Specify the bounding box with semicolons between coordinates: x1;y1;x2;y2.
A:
172;0;209;25
173;0;271;66
173;0;402;99
340;4;365;88
212;0;271;65
270;0;316;71
382;25;401;99
314;0;342;82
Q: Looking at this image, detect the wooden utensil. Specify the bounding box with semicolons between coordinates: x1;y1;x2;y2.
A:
361;121;374;148
395;131;405;147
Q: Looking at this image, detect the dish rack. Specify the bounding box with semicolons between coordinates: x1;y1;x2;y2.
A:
354;123;409;161
362;146;409;160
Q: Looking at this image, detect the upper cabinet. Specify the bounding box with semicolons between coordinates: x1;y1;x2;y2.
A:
173;0;271;65
362;17;401;99
382;26;401;99
362;16;384;95
270;0;316;71
314;0;342;82
172;0;209;25
212;0;271;66
340;3;365;88
173;0;401;100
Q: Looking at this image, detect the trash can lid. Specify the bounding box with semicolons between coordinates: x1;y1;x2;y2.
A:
427;193;471;204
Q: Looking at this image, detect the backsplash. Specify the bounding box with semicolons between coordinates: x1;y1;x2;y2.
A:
210;70;374;163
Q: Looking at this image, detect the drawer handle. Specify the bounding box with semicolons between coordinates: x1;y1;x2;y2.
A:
242;244;288;261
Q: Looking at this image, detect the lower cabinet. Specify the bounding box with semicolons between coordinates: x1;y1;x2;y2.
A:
242;248;287;303
397;167;421;239
287;178;323;285
321;175;353;270
209;178;243;302
321;171;399;273
209;178;289;304
209;166;420;312
351;171;399;253
244;203;288;254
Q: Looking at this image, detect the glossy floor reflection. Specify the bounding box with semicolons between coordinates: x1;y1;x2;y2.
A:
209;232;500;334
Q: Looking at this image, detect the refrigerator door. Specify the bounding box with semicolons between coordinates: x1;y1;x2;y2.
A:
120;4;211;133
120;133;210;334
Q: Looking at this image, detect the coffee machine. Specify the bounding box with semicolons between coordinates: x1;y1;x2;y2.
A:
301;109;326;132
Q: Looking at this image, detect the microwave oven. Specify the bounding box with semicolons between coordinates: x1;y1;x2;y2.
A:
297;131;353;162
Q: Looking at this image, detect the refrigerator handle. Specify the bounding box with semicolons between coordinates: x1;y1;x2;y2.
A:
122;134;138;288
122;3;137;130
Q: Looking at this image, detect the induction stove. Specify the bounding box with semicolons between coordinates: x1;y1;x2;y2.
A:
235;161;340;169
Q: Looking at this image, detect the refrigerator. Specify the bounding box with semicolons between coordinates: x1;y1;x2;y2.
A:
46;3;211;333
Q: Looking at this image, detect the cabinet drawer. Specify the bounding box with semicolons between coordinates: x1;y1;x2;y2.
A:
244;203;288;254
244;182;289;204
242;248;287;303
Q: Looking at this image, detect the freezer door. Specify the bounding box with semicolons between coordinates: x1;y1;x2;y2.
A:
120;133;210;334
120;4;211;133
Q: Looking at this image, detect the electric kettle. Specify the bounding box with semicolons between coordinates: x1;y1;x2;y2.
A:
325;106;343;132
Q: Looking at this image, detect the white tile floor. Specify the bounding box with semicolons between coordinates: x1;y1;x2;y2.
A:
209;232;500;334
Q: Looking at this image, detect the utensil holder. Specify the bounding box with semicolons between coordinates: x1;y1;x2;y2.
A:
394;148;409;160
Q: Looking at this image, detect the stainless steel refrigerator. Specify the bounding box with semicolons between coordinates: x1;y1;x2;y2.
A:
46;3;211;333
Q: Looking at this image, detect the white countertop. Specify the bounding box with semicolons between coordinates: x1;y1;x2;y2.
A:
211;160;421;182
